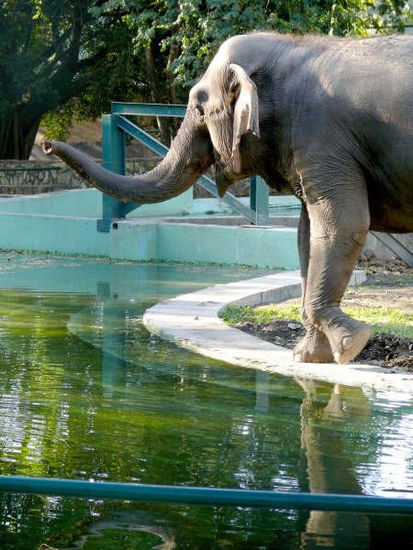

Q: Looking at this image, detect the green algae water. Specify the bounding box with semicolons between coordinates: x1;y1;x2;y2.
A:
0;254;413;549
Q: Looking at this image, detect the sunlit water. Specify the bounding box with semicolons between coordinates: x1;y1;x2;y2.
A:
0;254;413;549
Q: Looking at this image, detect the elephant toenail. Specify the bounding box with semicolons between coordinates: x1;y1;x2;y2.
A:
341;336;352;352
333;351;343;364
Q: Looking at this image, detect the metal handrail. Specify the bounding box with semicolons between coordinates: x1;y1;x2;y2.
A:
1;475;412;514
112;102;187;117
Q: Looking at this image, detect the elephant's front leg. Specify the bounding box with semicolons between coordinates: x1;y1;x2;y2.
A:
293;204;334;363
297;173;372;365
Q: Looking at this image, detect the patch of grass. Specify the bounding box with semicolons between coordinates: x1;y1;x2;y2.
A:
221;303;301;325
342;305;413;338
221;303;413;339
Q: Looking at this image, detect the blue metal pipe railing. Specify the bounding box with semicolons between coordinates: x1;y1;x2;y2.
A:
98;102;270;231
112;102;187;118
0;476;412;514
118;114;254;218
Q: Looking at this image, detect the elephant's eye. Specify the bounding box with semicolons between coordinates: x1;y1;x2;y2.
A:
196;89;208;103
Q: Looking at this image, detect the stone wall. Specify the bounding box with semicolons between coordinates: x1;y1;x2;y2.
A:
0;157;253;198
0;157;159;195
0;160;84;195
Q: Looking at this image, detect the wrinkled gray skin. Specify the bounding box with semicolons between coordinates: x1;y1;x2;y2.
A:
44;32;413;364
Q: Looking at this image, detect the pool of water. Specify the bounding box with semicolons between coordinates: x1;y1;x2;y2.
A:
0;253;413;549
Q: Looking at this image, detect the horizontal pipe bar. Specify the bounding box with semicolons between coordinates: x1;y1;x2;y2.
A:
0;476;412;514
116;116;169;157
112;102;186;118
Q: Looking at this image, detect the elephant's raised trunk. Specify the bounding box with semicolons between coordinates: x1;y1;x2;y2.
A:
43;110;214;204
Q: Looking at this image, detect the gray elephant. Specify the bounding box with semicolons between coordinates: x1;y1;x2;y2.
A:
44;32;413;365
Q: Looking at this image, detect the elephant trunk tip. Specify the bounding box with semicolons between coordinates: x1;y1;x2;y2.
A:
43;140;56;156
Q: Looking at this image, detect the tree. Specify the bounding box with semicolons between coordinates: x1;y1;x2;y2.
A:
0;1;97;159
64;0;410;146
1;0;410;159
0;0;146;159
157;0;410;87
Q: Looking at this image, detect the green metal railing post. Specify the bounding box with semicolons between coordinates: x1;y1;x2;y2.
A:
250;176;269;225
98;114;128;233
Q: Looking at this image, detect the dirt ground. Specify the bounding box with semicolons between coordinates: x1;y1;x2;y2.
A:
233;259;413;370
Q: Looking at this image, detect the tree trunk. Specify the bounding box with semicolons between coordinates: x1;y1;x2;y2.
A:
0;111;40;160
144;45;174;145
166;41;180;137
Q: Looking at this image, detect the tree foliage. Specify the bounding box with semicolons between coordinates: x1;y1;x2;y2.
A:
0;0;410;158
98;0;410;89
0;0;115;158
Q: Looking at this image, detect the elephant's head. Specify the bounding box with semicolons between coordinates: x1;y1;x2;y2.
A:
44;36;262;202
188;59;260;196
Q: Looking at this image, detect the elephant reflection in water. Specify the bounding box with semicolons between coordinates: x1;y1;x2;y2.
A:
297;381;371;548
297;380;413;548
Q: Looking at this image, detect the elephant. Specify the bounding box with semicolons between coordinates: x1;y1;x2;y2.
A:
44;31;413;365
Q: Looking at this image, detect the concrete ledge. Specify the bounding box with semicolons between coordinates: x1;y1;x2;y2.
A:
0;211;109;256
143;270;413;393
0;188;193;218
0;210;299;269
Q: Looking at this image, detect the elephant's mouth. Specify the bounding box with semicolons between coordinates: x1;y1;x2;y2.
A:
215;161;236;197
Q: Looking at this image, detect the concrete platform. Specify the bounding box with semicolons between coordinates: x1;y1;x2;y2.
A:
143;270;413;393
0;189;300;268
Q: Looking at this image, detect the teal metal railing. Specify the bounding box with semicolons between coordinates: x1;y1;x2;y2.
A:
98;102;269;232
0;476;413;514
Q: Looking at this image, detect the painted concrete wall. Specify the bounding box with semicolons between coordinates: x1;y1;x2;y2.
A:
0;212;299;268
157;224;298;269
0;189;301;219
0;212;108;256
109;221;158;261
0;189;300;268
0;188;193;218
1;187;411;268
102;219;300;269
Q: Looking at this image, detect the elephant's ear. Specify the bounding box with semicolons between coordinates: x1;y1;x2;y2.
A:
229;63;260;173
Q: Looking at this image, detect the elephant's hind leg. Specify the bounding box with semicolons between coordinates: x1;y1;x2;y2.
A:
294;204;334;363
301;172;372;364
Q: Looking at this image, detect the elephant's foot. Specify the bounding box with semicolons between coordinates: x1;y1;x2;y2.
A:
293;330;334;363
323;317;372;364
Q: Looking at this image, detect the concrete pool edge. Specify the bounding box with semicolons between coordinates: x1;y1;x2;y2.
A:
143;270;413;393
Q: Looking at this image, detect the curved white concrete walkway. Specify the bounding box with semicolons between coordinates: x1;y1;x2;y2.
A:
143;271;413;393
